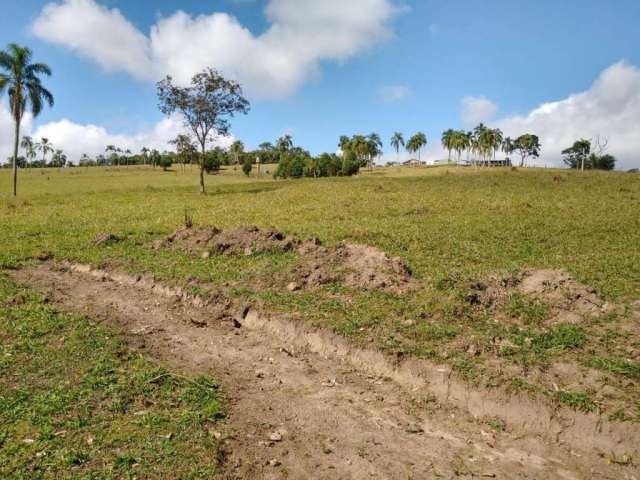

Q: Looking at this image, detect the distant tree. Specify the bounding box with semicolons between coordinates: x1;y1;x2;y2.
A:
21;135;37;167
170;134;197;171
390;132;404;162
158;154;172;171
37;138;54;165
149;149;161;169
406;132;427;163
366;133;383;169
441;129;455;162
0;43;53;195
50;149;66;168
562;139;591;170
591;153;616;170
513;134;541;167
501;136;515;160
242;156;252;176
276;134;293;155
157;68;250;193
230;139;245;170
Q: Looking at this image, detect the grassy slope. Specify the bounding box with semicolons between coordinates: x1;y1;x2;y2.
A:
1;165;639;417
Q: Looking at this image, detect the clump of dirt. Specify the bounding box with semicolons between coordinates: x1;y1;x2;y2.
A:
154;225;298;257
93;232;121;246
466;269;612;324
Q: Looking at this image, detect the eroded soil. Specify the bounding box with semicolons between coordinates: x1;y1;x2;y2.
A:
9;263;640;479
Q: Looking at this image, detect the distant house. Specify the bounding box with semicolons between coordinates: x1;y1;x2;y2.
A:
402;159;426;167
460;158;512;167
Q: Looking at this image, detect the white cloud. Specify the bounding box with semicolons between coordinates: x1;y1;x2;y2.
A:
496;61;640;169
32;0;401;98
377;85;413;103
460;96;498;127
0;105;233;165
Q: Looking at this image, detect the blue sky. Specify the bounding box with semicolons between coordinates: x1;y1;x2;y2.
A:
2;0;640;167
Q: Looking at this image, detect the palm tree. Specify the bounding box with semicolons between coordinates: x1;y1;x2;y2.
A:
20;135;37;167
441;129;455;163
230;140;244;170
0;43;53;195
276;134;293;158
366;132;382;170
140;147;150;165
37;138;54;165
406;132;427;164
50;149;66;168
390;132;404;162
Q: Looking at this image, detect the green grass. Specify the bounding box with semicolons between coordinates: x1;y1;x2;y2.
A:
0;276;225;479
1;164;639;417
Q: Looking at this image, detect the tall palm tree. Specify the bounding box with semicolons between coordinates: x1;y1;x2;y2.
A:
441;129;455;163
276;134;293;154
140;147;150;165
366;132;382;170
406;132;427;164
0;43;53;195
390;132;404;162
37;138;54;165
20;135;37;167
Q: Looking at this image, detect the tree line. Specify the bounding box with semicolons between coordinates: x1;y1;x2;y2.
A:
0;42;620;196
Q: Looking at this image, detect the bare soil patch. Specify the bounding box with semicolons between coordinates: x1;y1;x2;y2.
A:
155;225;413;293
467;268;613;324
9;262;640;479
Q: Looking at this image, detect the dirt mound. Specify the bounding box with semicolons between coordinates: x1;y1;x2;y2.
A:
154;225;299;256
467;269;611;324
293;241;412;293
335;242;412;292
156;225;413;294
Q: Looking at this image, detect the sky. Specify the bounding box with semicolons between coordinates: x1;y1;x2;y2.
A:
1;0;640;168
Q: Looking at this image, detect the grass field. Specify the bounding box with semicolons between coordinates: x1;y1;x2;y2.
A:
1;164;640;472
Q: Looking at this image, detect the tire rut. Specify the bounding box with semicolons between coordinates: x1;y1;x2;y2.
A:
9;263;636;479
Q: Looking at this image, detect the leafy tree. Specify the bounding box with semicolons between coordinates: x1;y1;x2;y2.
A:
502;137;515;159
513;134;541;167
157;68;250;194
390;132;404;162
562;139;590;170
158;155;172;171
242;156;252;176
591;153;616;170
0;44;53;195
406;132;427;163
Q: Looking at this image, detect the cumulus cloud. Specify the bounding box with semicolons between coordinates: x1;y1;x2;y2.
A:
377;85;413;103
495;61;640;169
0;106;233;165
460;96;498;127
32;0;401;98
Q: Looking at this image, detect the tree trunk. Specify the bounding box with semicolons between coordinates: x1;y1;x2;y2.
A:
12;117;20;196
199;144;206;194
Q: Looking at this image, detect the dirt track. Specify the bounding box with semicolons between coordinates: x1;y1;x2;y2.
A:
10;263;639;479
